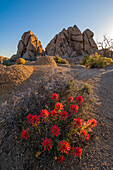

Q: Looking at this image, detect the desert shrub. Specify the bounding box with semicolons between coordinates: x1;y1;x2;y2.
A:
16;58;26;64
20;93;97;166
54;55;69;64
81;53;113;68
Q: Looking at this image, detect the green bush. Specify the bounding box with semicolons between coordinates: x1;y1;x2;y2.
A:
54;55;69;64
81;53;113;68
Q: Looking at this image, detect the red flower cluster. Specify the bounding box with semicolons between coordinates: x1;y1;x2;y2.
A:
73;118;83;127
70;104;79;113
58;140;70;154
50;125;60;137
88;118;97;127
41;137;53;151
75;96;84;105
58;155;65;163
50;110;58;119
55;102;64;111
67;96;73;103
80;129;90;141
21;93;97;164
27;114;40;125
40;109;49;121
60;111;69;120
52;93;59;100
21;129;30;139
72;146;82;157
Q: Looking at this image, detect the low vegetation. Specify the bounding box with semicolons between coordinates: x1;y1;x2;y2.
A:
16;58;26;64
54;55;69;64
81;53;113;68
21;93;97;164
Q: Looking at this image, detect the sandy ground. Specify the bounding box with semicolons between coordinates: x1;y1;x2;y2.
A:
0;64;113;169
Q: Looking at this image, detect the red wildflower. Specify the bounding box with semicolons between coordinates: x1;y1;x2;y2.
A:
58;155;65;163
72;146;82;157
88;119;97;127
80;129;90;141
70;104;79;113
55;103;64;111
80;129;87;136
41;137;53;151
52;93;59;100
30;115;40;125
75;96;84;105
85;134;90;141
50;125;60;137
40;109;49;120
58;140;70;154
50;110;58;119
60;111;69;120
27;114;32;122
67;97;73;103
21;129;30;139
73;118;83;127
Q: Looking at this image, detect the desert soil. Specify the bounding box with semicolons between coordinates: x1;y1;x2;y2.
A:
0;64;113;169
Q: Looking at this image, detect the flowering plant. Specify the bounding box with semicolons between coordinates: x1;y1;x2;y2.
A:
21;93;97;164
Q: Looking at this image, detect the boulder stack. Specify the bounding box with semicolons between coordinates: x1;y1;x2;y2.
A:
11;31;44;61
45;25;98;57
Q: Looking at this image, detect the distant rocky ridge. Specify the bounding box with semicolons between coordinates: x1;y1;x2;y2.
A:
45;25;98;57
11;31;44;61
11;25;98;61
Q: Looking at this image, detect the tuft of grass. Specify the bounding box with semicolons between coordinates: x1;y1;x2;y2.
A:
81;53;113;68
54;55;69;64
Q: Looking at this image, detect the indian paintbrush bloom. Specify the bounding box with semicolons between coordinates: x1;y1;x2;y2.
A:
73;118;83;127
50;110;58;119
52;93;59;100
60;110;69;120
70;104;79;113
41;137;53;151
30;115;40;125
50;125;60;137
40;109;49;120
27;114;32;122
21;129;30;139
58;140;70;154
58;155;65;163
67;96;73;103
72;146;82;157
55;102;64;111
75;96;84;105
80;129;90;141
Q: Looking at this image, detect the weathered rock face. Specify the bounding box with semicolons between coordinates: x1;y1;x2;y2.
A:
45;25;98;57
11;30;44;61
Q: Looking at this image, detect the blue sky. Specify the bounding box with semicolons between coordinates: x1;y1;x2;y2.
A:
0;0;113;58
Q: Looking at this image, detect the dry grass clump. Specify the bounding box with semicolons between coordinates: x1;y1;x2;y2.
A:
16;58;26;64
35;55;57;66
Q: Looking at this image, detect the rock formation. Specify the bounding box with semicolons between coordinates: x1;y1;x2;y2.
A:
11;31;44;61
45;25;98;57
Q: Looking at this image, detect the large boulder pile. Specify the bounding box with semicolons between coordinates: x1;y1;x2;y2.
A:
45;25;98;57
11;31;44;61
